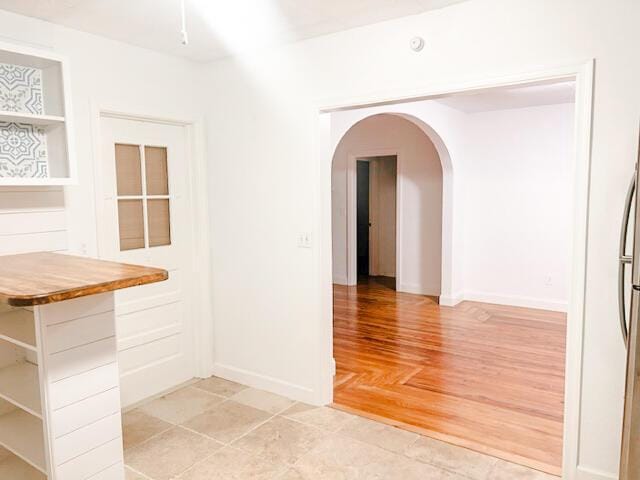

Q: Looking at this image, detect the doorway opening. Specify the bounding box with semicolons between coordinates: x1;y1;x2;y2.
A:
329;79;578;476
357;156;398;290
356;160;370;278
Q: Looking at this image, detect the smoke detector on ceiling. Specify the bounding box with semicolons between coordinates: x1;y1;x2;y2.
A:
410;36;425;52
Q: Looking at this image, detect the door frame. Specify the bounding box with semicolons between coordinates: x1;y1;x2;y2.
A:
347;149;402;286
90;104;213;381
314;59;595;480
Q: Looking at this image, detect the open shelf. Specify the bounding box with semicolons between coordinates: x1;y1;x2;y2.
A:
0;310;36;351
0;362;41;417
0;448;46;480
0;111;65;126
0;40;76;185
0;409;45;474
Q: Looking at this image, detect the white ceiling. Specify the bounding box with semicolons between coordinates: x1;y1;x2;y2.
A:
435;81;576;113
0;0;469;62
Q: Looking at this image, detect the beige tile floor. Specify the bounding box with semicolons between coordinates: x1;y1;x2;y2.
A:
123;377;559;480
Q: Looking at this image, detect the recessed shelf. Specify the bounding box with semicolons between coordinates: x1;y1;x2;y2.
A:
0;111;65;126
0;409;45;474
0;362;41;417
0;448;46;480
0;40;76;186
0;309;36;351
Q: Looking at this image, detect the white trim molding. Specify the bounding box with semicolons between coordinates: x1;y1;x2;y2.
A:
89;103;214;383
576;466;618;480
346;148;399;285
397;282;440;297
332;274;349;285
211;362;317;405
459;291;567;313
438;292;464;307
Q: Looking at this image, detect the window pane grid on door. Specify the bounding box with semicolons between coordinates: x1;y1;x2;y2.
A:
145;146;169;195
114;195;170;200
117;199;145;250
148;199;171;247
114;144;143;196
115;143;172;252
140;144;150;249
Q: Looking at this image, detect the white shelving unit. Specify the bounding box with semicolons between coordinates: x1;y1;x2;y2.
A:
0;111;65;126
0;362;42;417
0;409;46;473
0;296;127;480
0;309;36;351
0;41;76;186
0;253;165;480
0;306;47;477
0;449;46;480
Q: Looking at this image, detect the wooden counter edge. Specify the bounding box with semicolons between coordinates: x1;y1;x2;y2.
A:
0;270;168;307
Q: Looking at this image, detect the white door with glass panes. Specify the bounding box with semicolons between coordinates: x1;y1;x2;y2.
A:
100;116;194;407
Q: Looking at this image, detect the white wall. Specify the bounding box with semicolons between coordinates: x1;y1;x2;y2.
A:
461;103;574;311
202;1;640;478
331;114;443;294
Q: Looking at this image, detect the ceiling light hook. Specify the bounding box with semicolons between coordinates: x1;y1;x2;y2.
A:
180;0;189;45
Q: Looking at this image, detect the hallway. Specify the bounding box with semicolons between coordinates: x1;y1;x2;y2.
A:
333;277;566;475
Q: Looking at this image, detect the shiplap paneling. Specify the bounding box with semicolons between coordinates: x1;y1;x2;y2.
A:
0;187;67;255
38;293;125;480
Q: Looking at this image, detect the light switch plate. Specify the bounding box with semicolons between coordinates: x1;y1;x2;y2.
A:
297;232;312;248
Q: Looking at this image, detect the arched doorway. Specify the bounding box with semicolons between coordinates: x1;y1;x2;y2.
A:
331;113;452;299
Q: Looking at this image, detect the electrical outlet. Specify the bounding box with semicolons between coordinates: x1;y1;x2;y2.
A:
297;232;312;249
544;275;553;286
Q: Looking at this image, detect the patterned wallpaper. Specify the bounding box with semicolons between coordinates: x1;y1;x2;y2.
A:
0;122;48;178
0;63;44;114
0;63;48;178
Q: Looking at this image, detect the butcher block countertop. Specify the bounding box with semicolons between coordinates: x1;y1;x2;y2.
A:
0;252;168;307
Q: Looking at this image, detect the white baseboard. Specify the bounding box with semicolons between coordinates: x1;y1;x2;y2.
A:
463;290;568;312
410;290;566;312
332;275;348;285
397;282;439;297
211;362;319;405
439;292;464;306
576;466;617;480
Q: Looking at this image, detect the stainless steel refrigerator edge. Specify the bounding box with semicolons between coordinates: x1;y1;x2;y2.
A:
619;138;640;479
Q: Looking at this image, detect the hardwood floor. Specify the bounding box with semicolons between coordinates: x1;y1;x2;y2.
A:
332;277;566;475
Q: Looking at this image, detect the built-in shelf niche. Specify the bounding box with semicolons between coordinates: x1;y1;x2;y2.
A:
0;404;46;474
0;445;46;480
0;306;46;476
0;41;76;185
